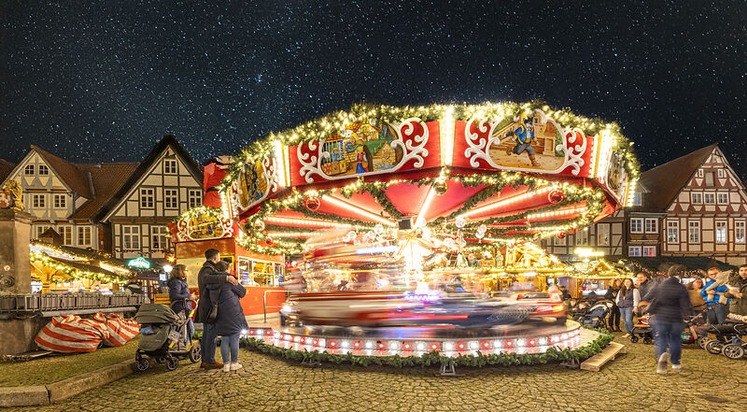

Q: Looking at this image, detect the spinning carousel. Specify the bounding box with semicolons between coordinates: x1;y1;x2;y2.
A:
212;102;638;357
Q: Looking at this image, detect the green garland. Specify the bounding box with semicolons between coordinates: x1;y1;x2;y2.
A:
237;328;614;368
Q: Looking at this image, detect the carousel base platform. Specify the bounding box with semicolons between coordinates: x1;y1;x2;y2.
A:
244;319;592;358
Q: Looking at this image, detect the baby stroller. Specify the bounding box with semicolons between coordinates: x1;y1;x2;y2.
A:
681;313;707;346
577;300;613;330
703;319;747;357
134;302;201;371
630;314;654;344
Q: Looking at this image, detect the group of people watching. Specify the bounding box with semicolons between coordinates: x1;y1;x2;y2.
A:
597;264;747;374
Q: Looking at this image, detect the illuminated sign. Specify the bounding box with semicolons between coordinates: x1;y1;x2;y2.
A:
127;256;151;269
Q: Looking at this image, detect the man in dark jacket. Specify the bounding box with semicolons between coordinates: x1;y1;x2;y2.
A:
647;267;692;374
197;248;237;369
725;264;747;316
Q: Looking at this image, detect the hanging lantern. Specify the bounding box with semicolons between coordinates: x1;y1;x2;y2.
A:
253;220;265;232
304;196;321;211
455;216;467;229
548;189;566;205
434;181;448;196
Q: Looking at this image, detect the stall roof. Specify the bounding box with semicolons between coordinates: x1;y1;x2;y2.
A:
623;256;737;274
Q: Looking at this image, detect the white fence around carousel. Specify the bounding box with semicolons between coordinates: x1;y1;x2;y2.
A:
0;293;145;316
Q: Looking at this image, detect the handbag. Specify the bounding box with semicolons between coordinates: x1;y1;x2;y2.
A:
206;303;219;323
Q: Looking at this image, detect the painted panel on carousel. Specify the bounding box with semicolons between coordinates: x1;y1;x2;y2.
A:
290;119;441;185
170;207;235;242
453;109;593;177
231;155;280;216
604;151;630;205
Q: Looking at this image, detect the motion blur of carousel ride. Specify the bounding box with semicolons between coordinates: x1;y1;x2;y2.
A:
214;102;638;356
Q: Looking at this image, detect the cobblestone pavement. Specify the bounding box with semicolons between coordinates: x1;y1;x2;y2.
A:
13;333;747;412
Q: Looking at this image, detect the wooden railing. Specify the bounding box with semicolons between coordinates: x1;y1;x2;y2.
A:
0;293;145;317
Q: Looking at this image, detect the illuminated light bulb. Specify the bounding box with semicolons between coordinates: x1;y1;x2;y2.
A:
493;340;502;348
516;339;526;347
365;341;374;349
341;340;349;349
443;342;454;351
388;341;400;350
468;341;479;350
416;342;426;351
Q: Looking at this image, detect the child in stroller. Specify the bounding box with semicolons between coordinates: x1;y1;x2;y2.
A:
630;313;654;344
134;301;201;371
576;299;613;330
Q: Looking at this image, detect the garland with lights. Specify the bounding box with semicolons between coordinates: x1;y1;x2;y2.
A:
30;252;128;284
219;101;639;192
236;327;614;368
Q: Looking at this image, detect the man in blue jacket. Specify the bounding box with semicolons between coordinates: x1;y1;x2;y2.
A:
701;267;730;324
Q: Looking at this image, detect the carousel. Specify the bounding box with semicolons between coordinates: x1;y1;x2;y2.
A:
211;102;638;357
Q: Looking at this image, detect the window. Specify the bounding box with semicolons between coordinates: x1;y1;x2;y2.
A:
642;246;656;257
575;228;589;246
140;188;154;209
164;189;178;209
645;218;658;233
717;192;729;204
151;226;171;251
123;226;140;250
632;192;642;206
164;159;178;174
24;165;35;175
188;189;203;209
32;194;46;208
688;221;700;244
597;225;610;246
53;194;66;209
716;221;727;244
35;225;51;239
717;169;726;178
630;218;643;233
697;169;704;177
77;226;92;247
704;192;716;204
705;172;714;186
667;221;679;243
58;225;73;245
691;192;703;204
38;164;49;175
628;246;642;257
736;221;746;244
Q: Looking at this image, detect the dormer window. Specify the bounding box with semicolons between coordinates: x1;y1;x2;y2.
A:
24;165;35;175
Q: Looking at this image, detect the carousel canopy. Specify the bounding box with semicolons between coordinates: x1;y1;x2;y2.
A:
207;103;638;255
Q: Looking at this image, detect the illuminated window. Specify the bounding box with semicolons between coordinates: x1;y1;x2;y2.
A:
642;246;656;257
628;246;641;257
736;221;746;244
575;228;589;246
716;221;727;244
667;221;679;243
688;221;700;244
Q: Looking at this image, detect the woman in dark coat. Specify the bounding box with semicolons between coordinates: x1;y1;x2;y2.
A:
167;265;194;338
209;261;248;372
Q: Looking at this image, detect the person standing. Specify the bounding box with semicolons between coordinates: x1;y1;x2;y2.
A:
616;278;640;337
210;261;248;372
701;267;730;324
724;264;747;316
686;278;706;314
196;248;238;369
647;267;692;374
167;264;195;340
605;279;622;332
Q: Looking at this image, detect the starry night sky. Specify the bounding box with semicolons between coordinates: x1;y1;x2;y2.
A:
1;1;745;177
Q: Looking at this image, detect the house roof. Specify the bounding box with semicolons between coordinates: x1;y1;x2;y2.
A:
31;145;95;199
635;144;717;211
68;163;139;220
95;135;203;222
0;159;15;183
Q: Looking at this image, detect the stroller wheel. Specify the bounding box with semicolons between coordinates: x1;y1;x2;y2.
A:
189;344;202;363
705;340;724;355
697;336;710;349
630;335;639;343
643;336;653;344
136;358;150;372
721;344;745;360
166;357;179;371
